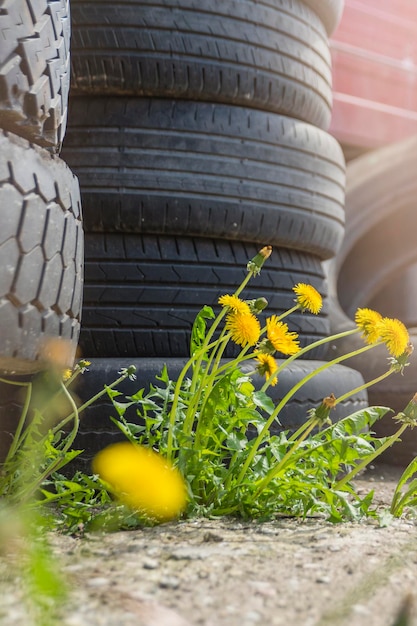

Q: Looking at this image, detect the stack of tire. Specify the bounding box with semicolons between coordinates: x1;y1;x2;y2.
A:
326;136;417;466
0;1;84;461
58;0;368;470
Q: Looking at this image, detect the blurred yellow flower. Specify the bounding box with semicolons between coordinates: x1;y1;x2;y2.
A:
265;316;300;355
92;442;187;521
225;312;261;347
218;294;250;315
293;283;322;314
255;353;278;386
355;308;383;344
379;317;410;358
62;369;73;381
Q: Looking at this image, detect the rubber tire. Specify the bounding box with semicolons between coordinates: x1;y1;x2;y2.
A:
69;0;332;129
368;263;417;328
69;357;368;472
328;135;417;316
337;203;417;316
79;234;330;359
0;130;84;374
0;0;71;152
301;0;345;36
324;327;417;467
61;98;346;260
323;136;417;466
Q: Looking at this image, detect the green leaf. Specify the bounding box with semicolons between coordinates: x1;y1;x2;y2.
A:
330;406;391;438
252;391;275;416
190;305;215;356
226;431;248;452
156;363;170;385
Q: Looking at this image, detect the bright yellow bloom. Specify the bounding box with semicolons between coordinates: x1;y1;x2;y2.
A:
218;294;250;315
379;317;410;358
255;353;278;386
293;283;322;314
92;442;187;521
225;311;261;347
354;308;383;344
265;316;300;355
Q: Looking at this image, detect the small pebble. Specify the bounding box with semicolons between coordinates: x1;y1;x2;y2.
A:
159;576;180;589
86;577;110;587
244;610;262;623
203;531;223;542
143;558;159;570
316;575;331;584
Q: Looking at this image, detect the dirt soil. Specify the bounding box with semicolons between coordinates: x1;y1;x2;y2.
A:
3;463;417;626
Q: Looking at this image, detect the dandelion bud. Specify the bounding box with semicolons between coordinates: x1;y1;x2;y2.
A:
76;359;91;373
309;393;336;426
248;297;268;314
247;246;272;275
389;342;414;374
395;393;417;427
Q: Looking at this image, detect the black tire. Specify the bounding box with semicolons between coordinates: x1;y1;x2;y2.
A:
79;234;330;359
70;0;332;129
0;0;71;152
61;98;346;259
301;0;344;36
69;357;367;472
0;130;84;374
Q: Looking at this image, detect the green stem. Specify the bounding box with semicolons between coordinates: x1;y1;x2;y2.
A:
188;311;228;397
334;422;409;490
166;342;215;461
335;368;395;406
17;382;81;503
57;381;81;455
275;328;361;376
51;369;131;435
37;368;83;417
390;456;417;515
253;418;319;496
234;270;256;298
192;338;233;450
287;416;319;442
183;330;230;437
167;267;259;459
2;380;32;466
235;341;377;486
188;268;256;396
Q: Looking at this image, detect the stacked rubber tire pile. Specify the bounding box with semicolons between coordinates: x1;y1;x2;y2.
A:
326;136;417;466
56;0;372;471
0;1;84;461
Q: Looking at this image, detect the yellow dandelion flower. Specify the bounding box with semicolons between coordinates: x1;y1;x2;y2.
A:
379;317;410;358
225;311;261;347
62;368;73;381
218;294;251;315
92;442;187;521
266;316;300;355
255;353;278;386
355;308;383;344
293;283;323;314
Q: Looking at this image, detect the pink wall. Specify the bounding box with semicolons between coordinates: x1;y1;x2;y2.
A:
330;0;417;149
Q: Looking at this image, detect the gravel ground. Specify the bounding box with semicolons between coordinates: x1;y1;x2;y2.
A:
2;464;417;626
